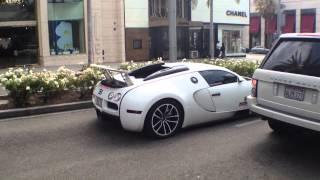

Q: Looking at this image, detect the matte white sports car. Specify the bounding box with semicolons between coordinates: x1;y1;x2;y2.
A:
92;63;252;138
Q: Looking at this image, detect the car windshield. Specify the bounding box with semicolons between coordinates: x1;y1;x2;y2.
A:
262;39;320;77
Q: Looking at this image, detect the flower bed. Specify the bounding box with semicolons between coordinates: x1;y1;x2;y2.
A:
0;66;105;108
0;58;260;109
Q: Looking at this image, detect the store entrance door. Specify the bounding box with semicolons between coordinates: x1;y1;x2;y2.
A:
0;26;38;68
222;30;242;56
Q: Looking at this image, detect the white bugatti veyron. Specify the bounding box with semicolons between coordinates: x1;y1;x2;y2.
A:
92;62;252;138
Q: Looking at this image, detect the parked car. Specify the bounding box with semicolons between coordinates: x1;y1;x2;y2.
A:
250;46;270;54
248;33;320;133
92;63;252;138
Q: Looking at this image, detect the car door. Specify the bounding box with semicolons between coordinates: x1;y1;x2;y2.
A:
199;70;248;113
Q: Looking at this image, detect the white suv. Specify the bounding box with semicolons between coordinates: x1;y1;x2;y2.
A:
248;33;320;132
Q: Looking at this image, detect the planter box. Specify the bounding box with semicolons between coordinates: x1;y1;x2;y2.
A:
3;90;92;110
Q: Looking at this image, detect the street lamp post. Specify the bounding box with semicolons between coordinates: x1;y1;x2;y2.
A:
209;0;214;59
168;0;177;61
276;0;282;37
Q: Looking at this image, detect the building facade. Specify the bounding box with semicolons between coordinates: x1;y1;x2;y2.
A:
125;0;250;61
250;0;320;49
0;0;125;67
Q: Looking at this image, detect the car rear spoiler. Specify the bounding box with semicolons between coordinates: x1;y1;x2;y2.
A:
90;64;133;87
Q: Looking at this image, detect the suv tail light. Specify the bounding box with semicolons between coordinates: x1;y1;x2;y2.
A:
251;79;258;97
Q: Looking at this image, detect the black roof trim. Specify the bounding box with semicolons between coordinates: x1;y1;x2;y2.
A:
128;63;166;78
144;65;189;81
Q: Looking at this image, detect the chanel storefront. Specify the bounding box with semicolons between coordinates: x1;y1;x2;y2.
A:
192;0;250;57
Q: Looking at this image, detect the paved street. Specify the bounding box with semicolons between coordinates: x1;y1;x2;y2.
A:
0;109;320;180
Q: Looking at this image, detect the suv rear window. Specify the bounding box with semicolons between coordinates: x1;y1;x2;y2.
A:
262;39;320;77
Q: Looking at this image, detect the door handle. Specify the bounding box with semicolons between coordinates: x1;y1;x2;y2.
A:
212;93;221;97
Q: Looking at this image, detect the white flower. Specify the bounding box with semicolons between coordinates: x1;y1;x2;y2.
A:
1;78;7;83
26;86;30;91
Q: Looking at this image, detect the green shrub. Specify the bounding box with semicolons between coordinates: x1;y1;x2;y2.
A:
119;58;260;77
203;58;260;77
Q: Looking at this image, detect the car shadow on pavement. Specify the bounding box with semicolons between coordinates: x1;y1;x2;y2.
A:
180;113;256;135
247;129;320;178
87;113;254;145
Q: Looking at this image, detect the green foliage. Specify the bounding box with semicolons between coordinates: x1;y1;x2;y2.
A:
120;58;260;77
254;0;277;18
202;59;260;77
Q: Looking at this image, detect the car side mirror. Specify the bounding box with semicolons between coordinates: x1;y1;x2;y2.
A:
238;77;244;83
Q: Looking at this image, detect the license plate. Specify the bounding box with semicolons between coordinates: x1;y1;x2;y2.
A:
95;96;103;107
284;86;305;101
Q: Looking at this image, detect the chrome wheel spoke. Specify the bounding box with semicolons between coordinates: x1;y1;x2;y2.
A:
155;109;163;118
155;122;163;132
163;122;167;135
165;105;170;114
166;120;178;124
153;114;162;120
164;121;172;132
168;105;174;115
167;115;179;119
152;119;162;128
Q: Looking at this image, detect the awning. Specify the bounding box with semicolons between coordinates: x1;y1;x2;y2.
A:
282;14;295;33
250;16;260;33
301;14;315;33
266;16;277;34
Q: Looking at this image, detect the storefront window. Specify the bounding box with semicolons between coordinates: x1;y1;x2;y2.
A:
222;30;241;55
0;26;38;67
0;0;36;21
48;0;85;56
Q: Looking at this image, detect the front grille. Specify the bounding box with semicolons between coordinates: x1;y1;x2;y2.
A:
107;101;119;110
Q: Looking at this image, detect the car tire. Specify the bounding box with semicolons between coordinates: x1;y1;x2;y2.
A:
144;99;184;139
268;119;290;133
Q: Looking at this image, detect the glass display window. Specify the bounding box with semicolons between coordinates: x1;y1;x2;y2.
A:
0;26;38;67
0;0;36;21
47;0;85;56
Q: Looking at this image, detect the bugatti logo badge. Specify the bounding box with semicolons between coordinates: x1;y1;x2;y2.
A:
191;77;198;84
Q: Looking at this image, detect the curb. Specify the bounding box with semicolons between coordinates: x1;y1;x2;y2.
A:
0;101;93;119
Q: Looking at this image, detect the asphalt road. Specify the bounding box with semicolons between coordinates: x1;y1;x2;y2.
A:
1;109;320;180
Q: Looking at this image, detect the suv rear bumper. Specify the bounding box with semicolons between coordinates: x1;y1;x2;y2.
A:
247;95;320;132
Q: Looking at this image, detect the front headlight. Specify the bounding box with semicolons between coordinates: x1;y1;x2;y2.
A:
108;92;114;100
113;93;122;102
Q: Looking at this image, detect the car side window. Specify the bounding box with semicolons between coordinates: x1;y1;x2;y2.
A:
200;70;238;87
